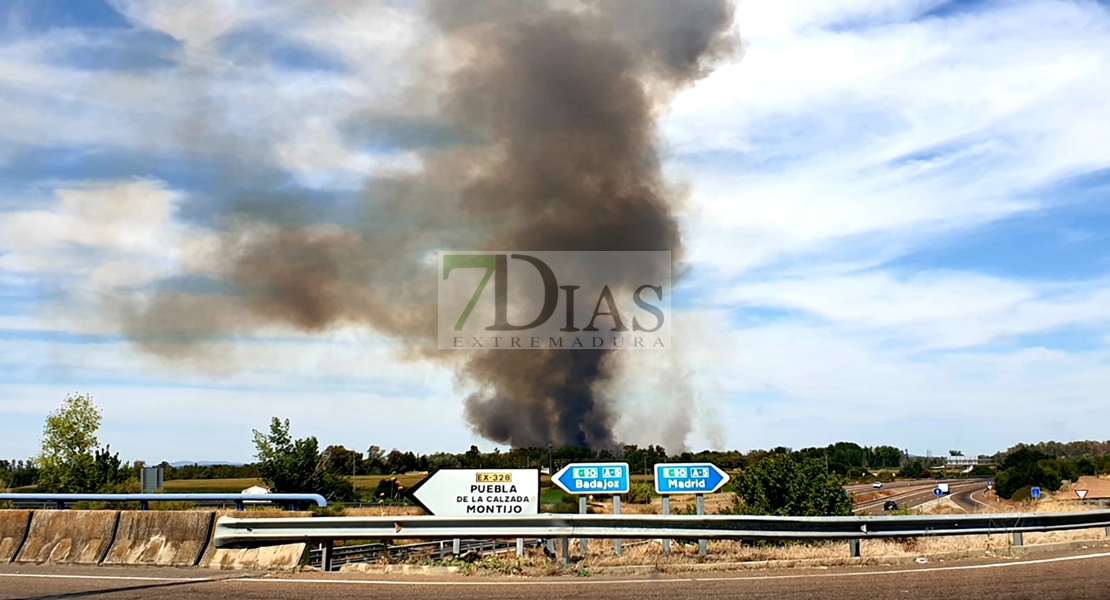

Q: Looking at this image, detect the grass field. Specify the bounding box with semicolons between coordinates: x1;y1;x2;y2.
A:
162;474;428;494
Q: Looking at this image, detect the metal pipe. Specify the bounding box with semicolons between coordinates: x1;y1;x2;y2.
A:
0;493;328;507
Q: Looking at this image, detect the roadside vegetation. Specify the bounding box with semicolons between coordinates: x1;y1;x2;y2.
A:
6;393;1110;513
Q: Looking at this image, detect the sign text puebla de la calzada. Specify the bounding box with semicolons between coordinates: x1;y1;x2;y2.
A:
407;469;539;516
438;251;670;350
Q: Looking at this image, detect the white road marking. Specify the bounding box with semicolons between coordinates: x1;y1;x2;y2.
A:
211;550;1110;586
0;573;211;582
968;490;992;509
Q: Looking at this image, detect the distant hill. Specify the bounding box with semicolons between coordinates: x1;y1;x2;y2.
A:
167;461;246;467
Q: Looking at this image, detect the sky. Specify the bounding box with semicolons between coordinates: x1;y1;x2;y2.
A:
1;0;1109;464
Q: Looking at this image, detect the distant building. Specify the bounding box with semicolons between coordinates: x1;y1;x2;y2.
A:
944;455;993;468
241;484;271;504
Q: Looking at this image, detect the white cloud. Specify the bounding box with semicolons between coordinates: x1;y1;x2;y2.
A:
666;0;1110;275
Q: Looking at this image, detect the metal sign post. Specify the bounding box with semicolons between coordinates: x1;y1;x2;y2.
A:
614;495;622;556
579;496;588;554
661;496;671;555
696;494;706;556
653;463;729;557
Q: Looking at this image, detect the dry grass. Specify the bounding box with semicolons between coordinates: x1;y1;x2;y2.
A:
344;506;426;517
163;478;265;492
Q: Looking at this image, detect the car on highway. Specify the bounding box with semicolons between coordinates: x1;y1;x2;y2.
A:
872;481;883;489
883;500;898;511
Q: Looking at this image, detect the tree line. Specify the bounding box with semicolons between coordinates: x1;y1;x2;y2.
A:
9;394;1110;507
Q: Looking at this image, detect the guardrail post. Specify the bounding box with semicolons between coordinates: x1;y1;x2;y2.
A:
140;500;149;511
662;496;671;555
1013;532;1023;547
613;495;622;557
848;539;860;558
452;538;461;555
516;537;524;557
236;500;244;511
56;501;65;510
321;540;334;572
696;493;706;556
561;537;570;564
579;496;588;555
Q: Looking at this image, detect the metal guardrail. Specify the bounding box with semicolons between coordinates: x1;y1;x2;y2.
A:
0;493;328;510
215;510;1110;547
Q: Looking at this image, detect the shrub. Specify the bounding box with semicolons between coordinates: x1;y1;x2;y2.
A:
732;454;853;517
1009;486;1033;502
625;482;655;504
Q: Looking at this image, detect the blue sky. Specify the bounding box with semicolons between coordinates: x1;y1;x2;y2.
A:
2;0;1109;464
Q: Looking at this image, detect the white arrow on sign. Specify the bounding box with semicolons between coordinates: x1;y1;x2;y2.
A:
407;469;539;517
1075;489;1089;500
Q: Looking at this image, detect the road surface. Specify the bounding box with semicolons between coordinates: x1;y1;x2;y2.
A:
2;548;1108;599
854;481;985;514
949;486;994;512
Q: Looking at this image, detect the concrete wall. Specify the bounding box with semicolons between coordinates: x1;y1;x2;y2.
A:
200;509;313;571
0;510;32;563
2;508;312;570
15;510;119;564
102;510;214;567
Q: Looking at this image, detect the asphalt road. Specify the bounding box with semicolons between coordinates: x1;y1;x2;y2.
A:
854;481;986;514
2;548;1109;600
949;486;994;512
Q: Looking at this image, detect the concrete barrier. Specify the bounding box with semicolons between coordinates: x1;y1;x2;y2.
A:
200;510;311;571
204;542;308;571
102;510;214;567
0;510;32;563
15;510;120;564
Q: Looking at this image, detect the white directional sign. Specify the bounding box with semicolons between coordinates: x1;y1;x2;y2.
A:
1075;489;1089;500
407;469;539;516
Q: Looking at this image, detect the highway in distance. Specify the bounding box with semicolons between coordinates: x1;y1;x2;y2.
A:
2;547;1108;600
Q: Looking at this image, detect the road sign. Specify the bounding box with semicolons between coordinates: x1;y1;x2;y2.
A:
407;469;539;516
653;463;730;494
552;462;630;494
1075;489;1089;500
1031;486;1042;499
934;488;943;498
987;481;994;489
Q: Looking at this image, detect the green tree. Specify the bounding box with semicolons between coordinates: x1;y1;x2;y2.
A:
994;447;1063;499
251;417;355;502
898;460;925;479
36;394;118;493
871;446;904;469
731;454;853;516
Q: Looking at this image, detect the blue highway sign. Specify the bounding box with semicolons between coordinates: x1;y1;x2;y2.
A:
1031;486;1041;499
934;488;943;498
552;462;630;494
653;463;730;494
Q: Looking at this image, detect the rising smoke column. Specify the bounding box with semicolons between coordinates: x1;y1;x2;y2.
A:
121;0;738;450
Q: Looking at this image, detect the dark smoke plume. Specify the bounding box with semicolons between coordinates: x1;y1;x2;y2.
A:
121;0;739;450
